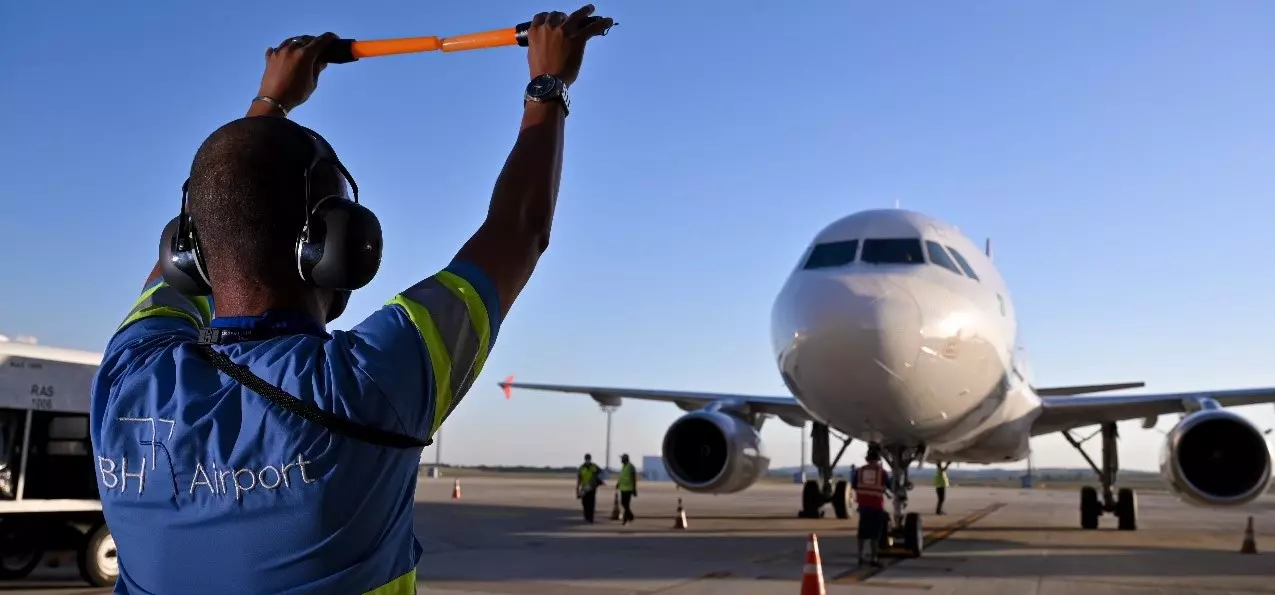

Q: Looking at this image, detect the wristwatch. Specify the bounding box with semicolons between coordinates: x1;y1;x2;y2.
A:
524;74;570;116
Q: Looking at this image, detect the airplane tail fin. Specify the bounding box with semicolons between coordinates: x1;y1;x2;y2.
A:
501;375;515;399
1033;382;1145;397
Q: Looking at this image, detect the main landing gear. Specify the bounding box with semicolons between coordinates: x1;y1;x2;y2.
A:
1062;422;1138;531
877;443;925;558
798;423;853;520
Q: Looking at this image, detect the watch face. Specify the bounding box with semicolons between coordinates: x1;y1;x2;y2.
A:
528;75;558;98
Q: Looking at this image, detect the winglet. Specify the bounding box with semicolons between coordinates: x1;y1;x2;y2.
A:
500;375;515;400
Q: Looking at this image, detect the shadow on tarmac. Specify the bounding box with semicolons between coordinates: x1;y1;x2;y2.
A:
1;495;1267;591
409;499;1275;583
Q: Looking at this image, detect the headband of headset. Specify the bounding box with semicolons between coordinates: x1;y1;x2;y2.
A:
159;120;384;322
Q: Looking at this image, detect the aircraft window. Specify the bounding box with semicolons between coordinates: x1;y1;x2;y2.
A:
861;239;925;265
803;240;859;269
946;246;981;280
925;241;962;275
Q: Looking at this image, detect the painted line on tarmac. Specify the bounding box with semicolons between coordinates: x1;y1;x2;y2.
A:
829;502;1007;584
1069;578;1275;594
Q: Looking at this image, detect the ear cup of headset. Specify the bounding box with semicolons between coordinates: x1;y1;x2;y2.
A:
296;198;384;291
159;216;213;296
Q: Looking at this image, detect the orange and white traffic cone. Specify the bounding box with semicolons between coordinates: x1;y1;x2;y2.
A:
451;479;461;500
1241;516;1257;554
801;533;826;595
673;498;688;530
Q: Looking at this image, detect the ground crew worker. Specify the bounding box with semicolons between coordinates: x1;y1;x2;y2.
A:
577;453;604;522
87;7;613;594
854;448;891;568
934;462;950;515
617;453;638;524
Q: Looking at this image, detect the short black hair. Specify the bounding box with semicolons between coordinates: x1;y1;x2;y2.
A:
186;116;346;287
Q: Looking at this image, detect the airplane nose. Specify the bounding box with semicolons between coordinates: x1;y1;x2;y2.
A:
773;271;926;427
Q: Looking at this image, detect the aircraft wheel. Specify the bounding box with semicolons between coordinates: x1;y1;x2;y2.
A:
78;523;118;587
1116;488;1138;531
832;480;851;519
1080;486;1100;530
799;480;824;518
902;512;924;558
0;520;43;580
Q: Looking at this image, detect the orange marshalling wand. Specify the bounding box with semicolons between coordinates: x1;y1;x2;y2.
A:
316;16;616;64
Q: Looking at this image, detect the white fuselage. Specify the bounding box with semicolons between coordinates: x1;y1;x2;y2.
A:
771;209;1043;464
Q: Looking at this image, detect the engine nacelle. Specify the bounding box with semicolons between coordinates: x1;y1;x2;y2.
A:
661;410;770;494
1160;409;1273;507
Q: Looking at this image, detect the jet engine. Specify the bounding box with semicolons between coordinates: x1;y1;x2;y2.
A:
1160;409;1272;506
661;409;770;493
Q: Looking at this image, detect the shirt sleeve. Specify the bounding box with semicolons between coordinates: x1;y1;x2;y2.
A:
106;279;213;356
340;259;503;441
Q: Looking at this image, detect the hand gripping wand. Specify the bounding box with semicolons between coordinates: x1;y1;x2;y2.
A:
298;16;616;64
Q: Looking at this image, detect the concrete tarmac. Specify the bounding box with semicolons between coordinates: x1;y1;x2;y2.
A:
4;476;1273;594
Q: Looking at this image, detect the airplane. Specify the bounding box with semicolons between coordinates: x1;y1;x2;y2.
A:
500;208;1275;558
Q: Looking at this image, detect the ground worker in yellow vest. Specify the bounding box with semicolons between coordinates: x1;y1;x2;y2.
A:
577;453;604;522
934;462;950;515
617;453;638;524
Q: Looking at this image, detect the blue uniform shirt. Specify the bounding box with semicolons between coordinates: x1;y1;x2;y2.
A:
89;261;501;594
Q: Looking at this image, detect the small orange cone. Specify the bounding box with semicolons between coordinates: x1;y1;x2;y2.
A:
801;533;826;595
673;498;688;530
610;491;622;521
451;479;461;500
1241;516;1257;554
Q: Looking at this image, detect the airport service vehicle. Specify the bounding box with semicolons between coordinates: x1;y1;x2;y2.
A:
502;208;1275;558
0;337;117;586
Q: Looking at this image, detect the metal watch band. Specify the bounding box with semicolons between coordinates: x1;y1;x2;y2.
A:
525;95;569;117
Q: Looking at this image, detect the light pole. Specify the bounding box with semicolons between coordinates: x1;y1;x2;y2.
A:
434;428;442;468
600;404;618;472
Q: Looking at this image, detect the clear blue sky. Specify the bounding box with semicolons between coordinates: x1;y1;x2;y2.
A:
3;1;1273;472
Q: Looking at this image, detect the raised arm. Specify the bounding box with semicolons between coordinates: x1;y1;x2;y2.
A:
453;5;613;319
140;33;337;291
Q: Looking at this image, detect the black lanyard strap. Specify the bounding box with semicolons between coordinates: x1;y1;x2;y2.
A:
191;342;431;449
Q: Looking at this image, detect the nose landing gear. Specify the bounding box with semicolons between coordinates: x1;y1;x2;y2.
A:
877;443;925;558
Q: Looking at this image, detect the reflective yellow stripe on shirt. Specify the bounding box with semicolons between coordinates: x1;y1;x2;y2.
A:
388;272;493;439
435;270;492;380
362;568;416;595
118;281;212;331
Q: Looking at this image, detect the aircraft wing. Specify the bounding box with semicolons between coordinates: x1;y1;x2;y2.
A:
1033;386;1275;436
499;379;813;427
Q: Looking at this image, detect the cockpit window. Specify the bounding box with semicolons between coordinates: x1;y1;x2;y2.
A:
861;239;925;265
946;246;980;280
925;241;962;275
802;239;858;270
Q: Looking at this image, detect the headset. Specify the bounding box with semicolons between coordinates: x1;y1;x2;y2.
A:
159;122;383;322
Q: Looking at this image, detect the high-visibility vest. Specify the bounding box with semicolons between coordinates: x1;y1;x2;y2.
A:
618;463;636;492
934;470;949;488
579;463;598;489
854;463;887;509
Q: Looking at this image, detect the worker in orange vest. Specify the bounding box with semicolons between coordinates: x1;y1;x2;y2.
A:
853;447;891;567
